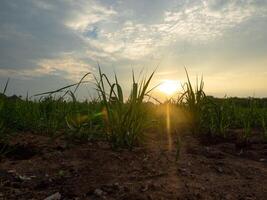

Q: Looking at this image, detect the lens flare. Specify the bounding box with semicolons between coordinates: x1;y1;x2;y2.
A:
159;80;180;96
166;103;172;151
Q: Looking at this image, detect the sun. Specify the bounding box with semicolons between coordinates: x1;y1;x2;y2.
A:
158;80;180;96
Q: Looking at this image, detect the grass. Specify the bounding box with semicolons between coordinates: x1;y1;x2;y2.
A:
0;69;267;151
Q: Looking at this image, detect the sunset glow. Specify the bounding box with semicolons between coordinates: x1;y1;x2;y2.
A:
158;80;181;96
0;1;266;97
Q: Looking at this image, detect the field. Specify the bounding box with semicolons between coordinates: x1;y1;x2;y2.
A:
0;70;267;200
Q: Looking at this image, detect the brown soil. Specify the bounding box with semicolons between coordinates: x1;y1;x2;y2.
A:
0;130;267;200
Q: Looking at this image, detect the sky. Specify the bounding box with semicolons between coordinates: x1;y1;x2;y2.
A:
0;0;267;99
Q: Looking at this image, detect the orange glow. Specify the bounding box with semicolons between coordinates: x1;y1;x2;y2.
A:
158;80;181;96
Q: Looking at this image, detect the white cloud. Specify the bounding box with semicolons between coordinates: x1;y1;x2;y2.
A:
1;0;267;97
65;0;117;32
76;0;266;62
0;55;93;81
37;56;93;81
161;0;266;40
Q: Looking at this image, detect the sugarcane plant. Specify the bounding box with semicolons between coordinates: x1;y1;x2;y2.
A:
241;98;256;141
65;91;103;140
261;112;267;141
178;69;206;134
205;98;234;137
95;68;155;149
0;79;10;156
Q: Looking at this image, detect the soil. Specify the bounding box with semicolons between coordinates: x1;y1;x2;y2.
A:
0;130;267;200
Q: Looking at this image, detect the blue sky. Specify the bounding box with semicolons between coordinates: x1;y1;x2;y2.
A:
0;0;267;99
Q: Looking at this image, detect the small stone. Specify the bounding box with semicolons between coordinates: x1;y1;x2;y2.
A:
178;168;189;176
259;158;266;162
19;175;31;181
94;189;103;196
140;184;149;192
215;166;223;173
44;192;61;200
200;186;206;191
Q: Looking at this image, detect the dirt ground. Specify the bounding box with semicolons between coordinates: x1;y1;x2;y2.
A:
0;129;267;200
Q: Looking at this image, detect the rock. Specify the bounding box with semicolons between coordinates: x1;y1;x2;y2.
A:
259;158;266;162
7;170;16;174
19;175;31;181
215;166;223;173
94;188;104;196
178;167;190;176
200;186;206;191
44;192;61;200
140;184;149;192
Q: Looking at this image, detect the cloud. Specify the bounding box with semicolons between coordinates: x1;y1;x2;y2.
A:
81;0;267;62
0;55;93;81
0;0;115;80
0;0;266;97
65;0;117;32
1;0;266;70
